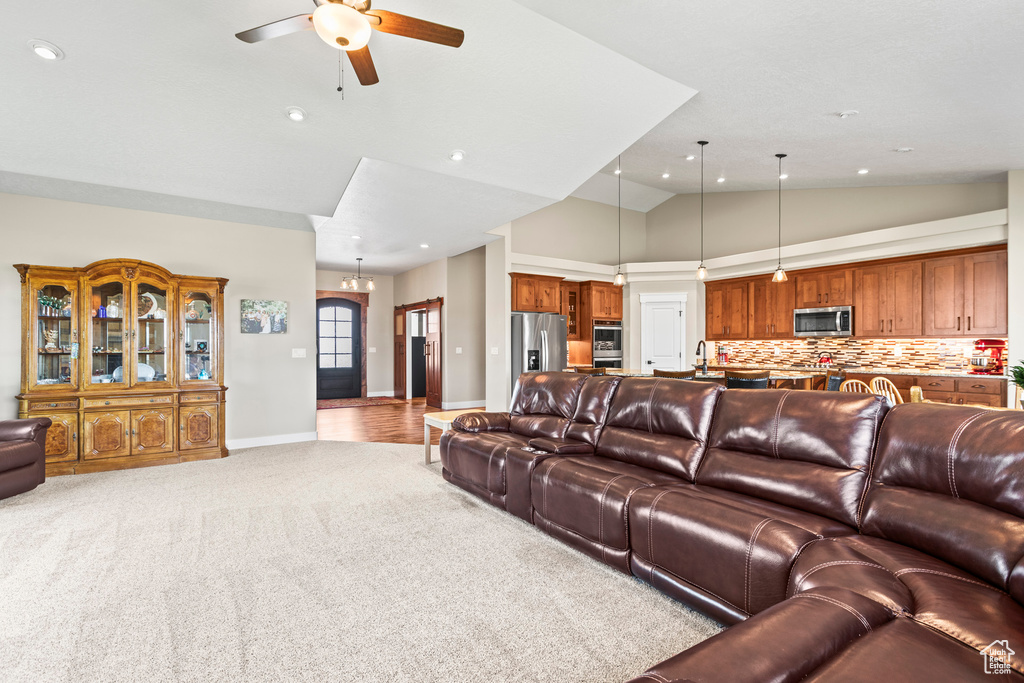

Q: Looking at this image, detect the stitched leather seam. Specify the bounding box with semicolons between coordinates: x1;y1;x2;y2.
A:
622;484;649;552
647;379;662;434
540;459;569;521
795;560;889;593
772;393;790;459
745;518;774;613
893;568;1005;593
793;593;871;631
537;513;628;553
785;539;824;597
598;475;629;565
648;560;747;615
646;489;675;575
947;412;985;499
637;673;671;683
910;617;1024;676
856;399;886;529
484;440;506;494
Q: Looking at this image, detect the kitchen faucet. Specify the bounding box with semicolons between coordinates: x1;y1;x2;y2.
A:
695;340;708;375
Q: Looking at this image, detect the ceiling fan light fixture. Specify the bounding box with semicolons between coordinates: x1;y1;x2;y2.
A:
312;3;372;51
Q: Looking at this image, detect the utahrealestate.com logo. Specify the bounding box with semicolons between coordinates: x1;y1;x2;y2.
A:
981;640;1014;675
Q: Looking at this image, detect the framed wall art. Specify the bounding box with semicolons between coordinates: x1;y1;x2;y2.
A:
241;299;288;334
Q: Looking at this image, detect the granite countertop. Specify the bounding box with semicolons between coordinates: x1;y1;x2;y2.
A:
607;369;818;380
705;363;1007;380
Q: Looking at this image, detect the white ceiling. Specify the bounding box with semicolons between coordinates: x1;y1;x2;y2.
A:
3;1;1023;273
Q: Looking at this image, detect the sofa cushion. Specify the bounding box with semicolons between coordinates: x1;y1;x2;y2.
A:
629;484;854;619
531;456;682;573
861;404;1024;599
508;372;588;439
594;377;723;481
697;389;889;527
564;375;622;446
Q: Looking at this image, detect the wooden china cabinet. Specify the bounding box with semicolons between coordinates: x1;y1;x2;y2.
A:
14;259;228;476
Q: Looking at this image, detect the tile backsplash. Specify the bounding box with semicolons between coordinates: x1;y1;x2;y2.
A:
711;337;1004;372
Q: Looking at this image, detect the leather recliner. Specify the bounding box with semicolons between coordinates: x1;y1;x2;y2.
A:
0;418;51;501
440;372;1024;681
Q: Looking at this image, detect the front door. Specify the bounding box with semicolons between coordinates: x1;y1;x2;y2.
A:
317;299;361;399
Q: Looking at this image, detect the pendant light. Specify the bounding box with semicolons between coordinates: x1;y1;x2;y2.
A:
613;155;626;286
340;257;375;291
772;153;788;283
695;140;709;281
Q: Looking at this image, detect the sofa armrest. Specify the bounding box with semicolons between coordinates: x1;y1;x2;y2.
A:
0;418;52;449
505;447;560;523
453;412;510;433
527;437;594;455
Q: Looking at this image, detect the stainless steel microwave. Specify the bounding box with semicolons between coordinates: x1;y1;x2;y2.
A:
793;306;853;337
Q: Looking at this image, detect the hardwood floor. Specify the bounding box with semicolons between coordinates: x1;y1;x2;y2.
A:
317;397;480;445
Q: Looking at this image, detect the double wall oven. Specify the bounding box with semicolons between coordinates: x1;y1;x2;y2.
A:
592;320;622;369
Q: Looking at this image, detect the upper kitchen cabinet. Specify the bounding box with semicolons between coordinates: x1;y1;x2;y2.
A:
794;269;853;308
559;282;580;340
706;280;748;340
510;272;563;313
581;281;623;321
923;250;1006;336
748;277;794;338
853;262;922;337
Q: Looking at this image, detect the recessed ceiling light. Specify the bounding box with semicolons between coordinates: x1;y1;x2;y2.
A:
779;174;789;180
837;110;859;119
717;177;725;183
857;169;870;175
893;147;914;153
662;173;670;179
420;244;429;248
285;106;306;122
351;235;361;240
613;169;621;175
685;155;695;161
28;40;64;61
449;149;465;161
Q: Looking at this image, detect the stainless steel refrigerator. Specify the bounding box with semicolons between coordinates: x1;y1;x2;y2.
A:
511;312;567;390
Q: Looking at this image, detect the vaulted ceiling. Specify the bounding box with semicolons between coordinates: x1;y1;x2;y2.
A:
3;1;1021;274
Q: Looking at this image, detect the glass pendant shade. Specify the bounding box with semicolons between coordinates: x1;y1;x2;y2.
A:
772;266;788;283
695;264;708;281
613;271;626;286
340;280;349;290
312;3;372;51
349;278;359;289
366;279;376;291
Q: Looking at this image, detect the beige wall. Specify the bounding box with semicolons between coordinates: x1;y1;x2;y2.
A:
1008;172;1024;406
645;183;1008;262
315;270;394;396
393;258;447;307
0;193;317;445
485;230;512;411
444;247;486;406
511;196;647;265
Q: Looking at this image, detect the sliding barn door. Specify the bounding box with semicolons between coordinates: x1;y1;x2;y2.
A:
425;300;442;408
393;309;406;400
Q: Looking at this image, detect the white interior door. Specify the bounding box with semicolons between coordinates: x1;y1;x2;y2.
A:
642;300;683;372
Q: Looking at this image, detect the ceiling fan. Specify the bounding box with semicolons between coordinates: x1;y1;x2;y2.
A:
235;0;465;86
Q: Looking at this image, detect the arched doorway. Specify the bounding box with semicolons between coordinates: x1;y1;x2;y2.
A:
317;298;363;399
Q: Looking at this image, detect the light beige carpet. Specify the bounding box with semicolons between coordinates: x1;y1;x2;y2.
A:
0;441;721;682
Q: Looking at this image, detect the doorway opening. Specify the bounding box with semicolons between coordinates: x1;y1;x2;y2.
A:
640;293;687;372
317;298;363;399
408;310;427;398
394;298;442;408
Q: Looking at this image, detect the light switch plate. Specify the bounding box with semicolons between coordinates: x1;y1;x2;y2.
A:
491;347;499;355
292;348;306;358
369;347;376;353
455;347;463;354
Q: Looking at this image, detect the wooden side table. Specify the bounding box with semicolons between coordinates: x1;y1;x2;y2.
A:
423;410;479;465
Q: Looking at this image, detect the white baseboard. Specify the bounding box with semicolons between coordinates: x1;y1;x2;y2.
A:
441;400;486;410
367;390;395;397
226;431;319;450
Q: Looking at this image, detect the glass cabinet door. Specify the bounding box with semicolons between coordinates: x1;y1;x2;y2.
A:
182;289;215;382
87;280;126;386
134;282;170;384
33;284;77;389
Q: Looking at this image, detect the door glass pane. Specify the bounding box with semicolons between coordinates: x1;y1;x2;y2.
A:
136;283;168;382
36;285;74;385
339;307;352;321
319;307;335;321
338;354;353;368
320;321;335;338
319;354;335;369
319;338;335;354
338;338;352;354
184;291;213;380
338;321;352;338
90;282;124;384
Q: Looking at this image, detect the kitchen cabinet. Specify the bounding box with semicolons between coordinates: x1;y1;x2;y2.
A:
706;280;748;340
846;373;1007;407
560;282;580;340
923;251;1006;336
794;269;852;308
510;273;563;313
853;262;922;337
582;281;622;320
748;277;794;338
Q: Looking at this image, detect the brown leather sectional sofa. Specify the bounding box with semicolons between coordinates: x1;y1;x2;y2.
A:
0;417;50;501
440;372;1024;681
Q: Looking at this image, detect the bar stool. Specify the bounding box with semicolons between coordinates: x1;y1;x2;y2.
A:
725;370;770;389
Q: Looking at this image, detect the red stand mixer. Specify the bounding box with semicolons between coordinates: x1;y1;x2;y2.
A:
970;339;1006;375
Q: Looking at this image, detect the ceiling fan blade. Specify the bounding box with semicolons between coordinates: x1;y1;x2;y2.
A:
235;14;313;43
347;47;380;86
364;10;465;48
